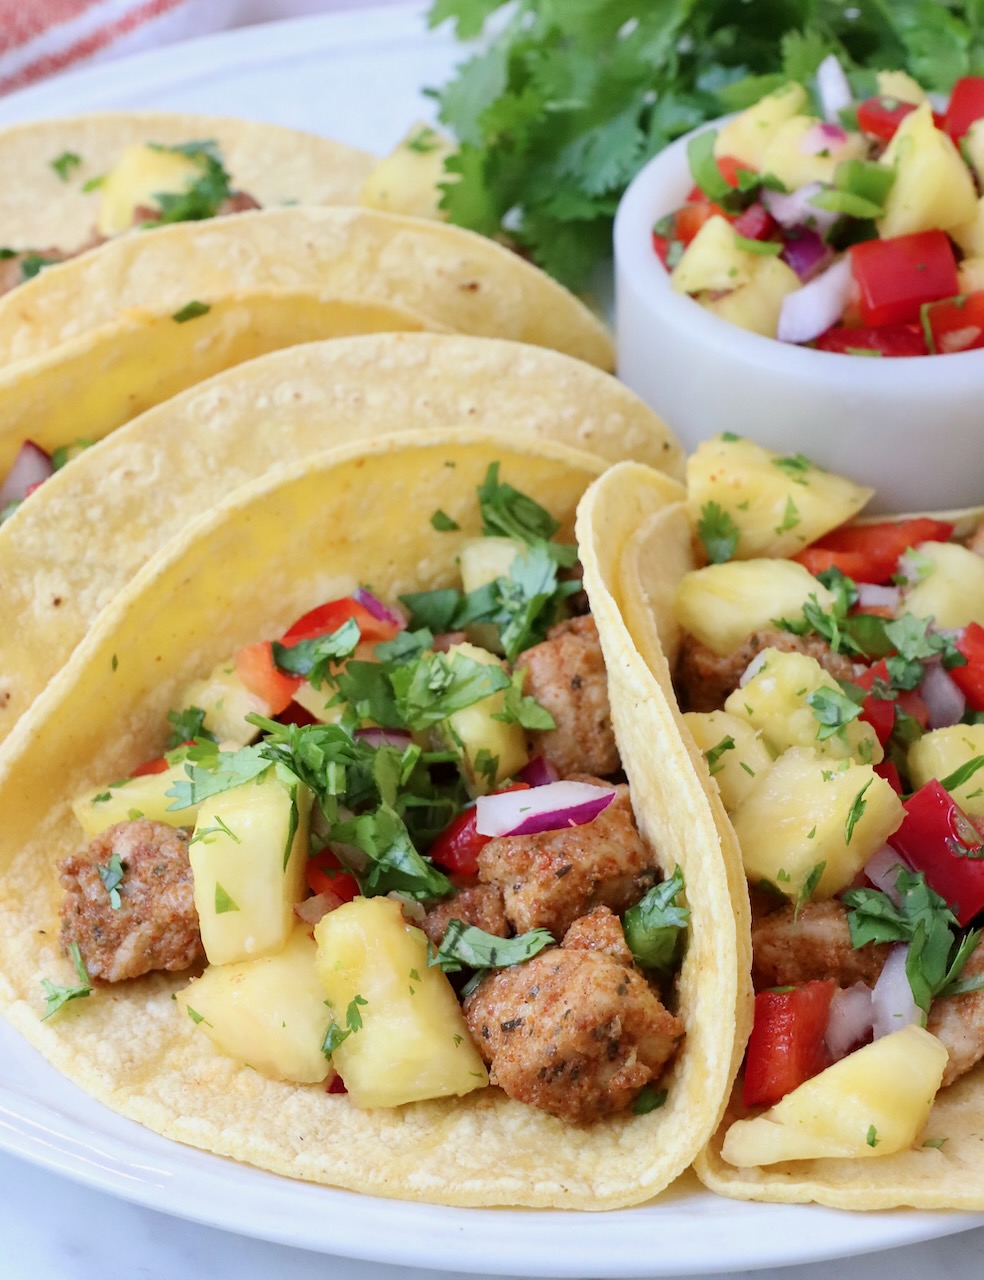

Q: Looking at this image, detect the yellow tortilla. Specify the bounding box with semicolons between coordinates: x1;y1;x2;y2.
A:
0;431;737;1208
0;206;613;370
0;331;680;745
0;111;375;247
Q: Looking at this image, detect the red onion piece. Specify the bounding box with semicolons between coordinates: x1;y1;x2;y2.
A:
739;650;770;688
781;228;829;281
294;892;340;925
353;587;406;631
475;779;616;838
817;54;853;123
777;256;854;344
919;659;966;729
799;121;848;154
762;185;839;235
0;439;53;506
353;726;413;750
432;630;468;653
856;583;900;612
825;981;873;1060
864;844;910;904
518;755;560;788
871;944;921;1040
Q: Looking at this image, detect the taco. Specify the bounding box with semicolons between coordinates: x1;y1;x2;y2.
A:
587;435;984;1210
0;431;743;1208
0;332;680;745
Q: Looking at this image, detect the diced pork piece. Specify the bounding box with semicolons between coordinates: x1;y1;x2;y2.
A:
478;781;656;938
59;819;203;983
562;905;634;965
421;884;508;947
751;899;889;992
0;246;78;298
517;614;620;778
464;928;683;1124
675;629;861;713
928;940;984;1087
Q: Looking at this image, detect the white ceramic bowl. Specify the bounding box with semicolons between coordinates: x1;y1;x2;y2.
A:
614;121;984;513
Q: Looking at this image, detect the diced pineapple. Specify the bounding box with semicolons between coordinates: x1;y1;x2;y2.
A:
713;83;808;169
908;725;984;817
180;658;269;745
702;255;800;338
963;119;984;187
879;102;978;237
731;746;903;899
360;122;456;220
314;896;488;1108
671;216;760;294
958;255;984;294
175;925;332;1084
675;560;834;656
952;196;984;256
722;1025;947;1166
458;537;522;593
903;540;984;628
684;709;774;811
72;761;201;837
440;642;528;793
291;679;345;724
189;768;312;966
724;648;882;764
687;435;873;560
97;143;204;236
759;116;865;190
876;70;926;104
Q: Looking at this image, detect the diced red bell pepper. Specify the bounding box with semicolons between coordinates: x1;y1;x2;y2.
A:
943;76;984;141
951;622;984;711
888;780;984;926
896;685;930;730
731;203;776;241
326;1074;347;1094
742;980;836;1109
131;754;170;777
850;231;959;328
875;759;904;795
235;640;301;715
921;292;984;355
856;96;918;141
854;660;896;746
794;517;955;584
813;323;928;357
674;200;726;246
306;849;360;903
652;232;671;268
282;596;399;646
428;783;530;877
716;155;748;188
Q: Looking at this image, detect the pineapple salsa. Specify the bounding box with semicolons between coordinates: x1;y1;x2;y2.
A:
674;434;984;1164
53;466;689;1125
659;62;984;354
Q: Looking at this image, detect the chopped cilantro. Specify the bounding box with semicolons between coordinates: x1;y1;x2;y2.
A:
172;300;211;323
51;151;82;182
866;1124;879;1148
771;454;813;484
696;501;739;564
622;866;689;971
434;920;554;973
214;883;239;914
478;462;575;566
272;618;360;687
794;862;826;921
82;174;105;192
704;734;735;777
807;685;863;741
40;942;91;1020
322;994;369;1056
97;853;125;909
190;815;241;847
939;756;984;794
845;780;873;845
21;254;56;281
145;140;233;224
407;126;442;153
165;743;272;810
186;1006;207;1025
774;496;800;536
166;705;217;749
430;509;459;531
632;1086;668;1115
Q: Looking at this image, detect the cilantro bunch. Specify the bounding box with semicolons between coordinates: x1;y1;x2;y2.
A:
426;0;984;288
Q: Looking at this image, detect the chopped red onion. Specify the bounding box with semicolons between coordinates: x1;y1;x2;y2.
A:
294;892;340;925
816;55;853;123
864;844;910;905
0;439;53;506
353;726;414;750
855;583;900;612
739;650;770;688
781;228;830;281
871;944;922;1040
825;981;873;1060
386;891;425;922
518;755;560;788
896;548;931;586
763;183;835;232
353;587;406;631
919;659;966;729
777;256;854;345
475;779;616;838
799;121;848;154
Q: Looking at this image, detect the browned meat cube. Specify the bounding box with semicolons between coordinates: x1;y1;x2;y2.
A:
59;819;203;983
751;899;888;992
421;884;508;947
561;905;634;964
928;940;984;1087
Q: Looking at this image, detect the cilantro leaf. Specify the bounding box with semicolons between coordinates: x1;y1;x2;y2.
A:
696;501;739;564
272;618;361;687
622;866;689;971
807;685;863;741
146;140;233;224
165;744;272;810
165;705;217;750
433;920;555;973
390;648;511;730
40;943;91;1020
332;803;452;901
97;853;125;909
51;151;82;181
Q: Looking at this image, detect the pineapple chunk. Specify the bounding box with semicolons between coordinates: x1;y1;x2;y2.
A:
72;761;201;838
724;648;882;764
759;116;865;190
876;70;926;104
180;657;269;745
952;195;984;256
675;560;834;656
175;925;332;1084
958;255;984;294
731;746;903;899
908;725;984;817
963;119;984;187
702;255;800;338
684;710;774;811
190;768;311;966
441;642;528;793
687;435;872;560
671;216;760;294
291;679;345;724
97;143;204;236
879;102;978;237
903;540;984;629
713;83;808;169
722;1025;947;1166
314;895;488;1108
360;122;456;220
458;536;523;593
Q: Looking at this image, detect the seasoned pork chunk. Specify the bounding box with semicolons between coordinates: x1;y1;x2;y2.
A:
478;781;656;937
751;899;889;992
132;190;261;225
0;245;81;298
421;884;508;947
517;614;620;778
928;940;984;1086
562;905;634;964
676;629;861;713
59;819;203;983
464;918;682;1124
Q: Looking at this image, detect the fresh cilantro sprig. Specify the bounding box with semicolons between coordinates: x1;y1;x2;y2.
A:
322;994;368;1057
146;140;233;224
40;943;92;1020
622;866;689;971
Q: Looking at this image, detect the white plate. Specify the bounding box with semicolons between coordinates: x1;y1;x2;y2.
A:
0;5;980;1274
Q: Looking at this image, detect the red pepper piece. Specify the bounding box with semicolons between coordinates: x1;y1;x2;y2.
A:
282;596;399;646
921;291;984;355
875;760;904;795
813;323;928;357
742;980;837;1109
854;660;896;746
850;231;959;328
794;517;954;584
952;622;984;712
674;200;727;246
652;231;671;267
856;96;918;141
943;76;984;141
306;849;360;903
888;780;984;926
428;783;531;877
234;640;301;715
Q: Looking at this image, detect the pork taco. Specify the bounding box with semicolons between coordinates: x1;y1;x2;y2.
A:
0;431;743;1208
591;435;984;1210
0;332;680;745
